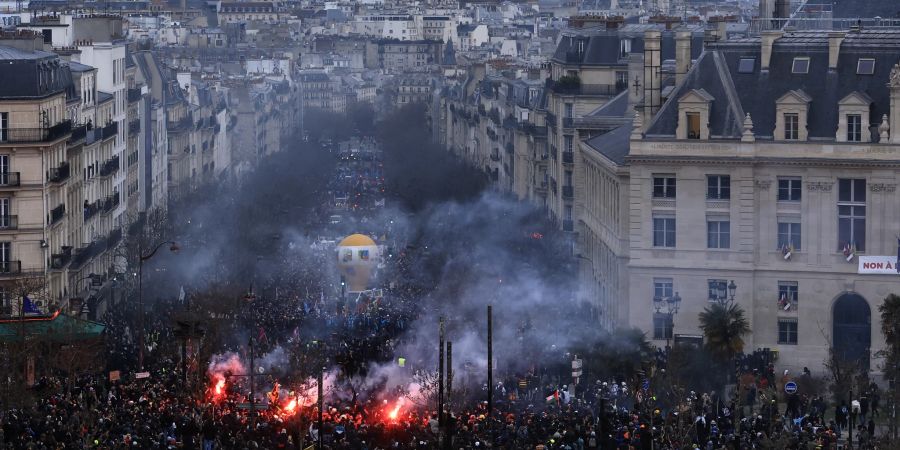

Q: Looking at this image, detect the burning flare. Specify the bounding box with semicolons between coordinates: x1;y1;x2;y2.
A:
388;398;405;422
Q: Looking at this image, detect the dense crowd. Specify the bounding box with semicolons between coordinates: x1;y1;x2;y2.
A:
0;141;889;450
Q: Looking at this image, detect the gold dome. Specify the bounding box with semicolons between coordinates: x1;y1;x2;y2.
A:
338;234;376;247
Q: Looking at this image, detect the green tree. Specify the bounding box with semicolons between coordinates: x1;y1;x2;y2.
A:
698;302;751;366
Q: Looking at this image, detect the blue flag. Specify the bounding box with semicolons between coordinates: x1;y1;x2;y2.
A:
22;295;40;314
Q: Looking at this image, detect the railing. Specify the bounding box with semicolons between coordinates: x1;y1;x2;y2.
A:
49;162;70;183
84;199;102;221
50;204;65;225
562;185;574;199
99;155;119;177
86;122;118;144
168;115;193;132
0;260;21;275
0;120;72;144
100;192;120;214
69;124;88;143
549;82;626;96
562;117;574;129
0;215;17;230
50;246;72;270
562;220;574;232
0;172;20;187
71;240;106;270
127;88;142;103
562;151;574;164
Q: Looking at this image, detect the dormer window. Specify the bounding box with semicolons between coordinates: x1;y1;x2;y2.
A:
774;89;812;141
836;91;872;143
676;89;714;140
857;58;875;75
791;57;810;74
738;57;755;73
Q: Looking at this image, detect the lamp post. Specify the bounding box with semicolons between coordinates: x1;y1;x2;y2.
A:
653;291;681;348
138;240;179;371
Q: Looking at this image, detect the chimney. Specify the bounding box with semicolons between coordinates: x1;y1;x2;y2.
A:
828;31;845;70
675;30;692;86
627;53;644;108
643;30;662;117
760;30;783;71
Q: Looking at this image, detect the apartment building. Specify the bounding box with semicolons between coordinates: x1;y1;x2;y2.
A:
577;29;900;377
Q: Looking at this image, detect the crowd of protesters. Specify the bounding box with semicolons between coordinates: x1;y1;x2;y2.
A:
0;140;890;450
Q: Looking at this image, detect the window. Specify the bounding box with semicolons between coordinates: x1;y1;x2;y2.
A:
619;38;631;58
564;103;573;119
738;57;755;73
707;220;731;249
652;176;676;199
777;221;801;250
653;217;676;247
708;279;728;302
564;135;573;153
777;177;802;201
0;242;9;272
653;313;673;340
653;278;673;300
857;58;875;75
564;204;573;221
838;178;866;251
0;112;6;142
778;281;799;305
792;57;810;74
686;112;701;139
564;170;573;187
847;114;862;142
784;113;799;140
707;175;731;200
41;29;52;44
778;318;798;345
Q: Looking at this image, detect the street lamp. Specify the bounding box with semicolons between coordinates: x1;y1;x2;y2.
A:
653;291;681;348
138;240;179;371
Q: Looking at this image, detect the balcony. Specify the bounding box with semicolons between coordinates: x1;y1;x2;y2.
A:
83;199;102;222
127;88;142;103
562;185;574;199
48;162;70;184
71;240;107;270
0;120;72;144
49;204;65;225
0;215;16;230
0;260;22;276
102;192;120;214
562;151;574;164
99;156;119;177
86;122;118;145
562;117;574;129
562;220;574;232
69;124;88;143
50;246;73;270
168;115;193;133
0;172;20;187
549;81;626;97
